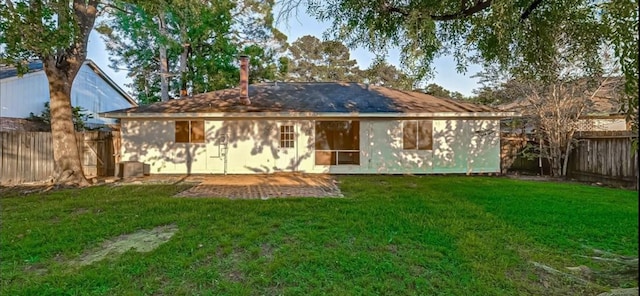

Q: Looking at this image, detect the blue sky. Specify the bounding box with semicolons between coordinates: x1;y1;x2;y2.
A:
87;10;483;97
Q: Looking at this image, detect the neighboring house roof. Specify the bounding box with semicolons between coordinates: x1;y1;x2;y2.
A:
104;82;513;118
0;59;137;107
0;61;44;79
497;78;624;115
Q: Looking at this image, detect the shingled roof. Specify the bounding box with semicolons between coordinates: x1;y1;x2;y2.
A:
106;82;508;118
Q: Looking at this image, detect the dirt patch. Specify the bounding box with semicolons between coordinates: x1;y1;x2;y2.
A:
71;208;90;215
216;248;247;283
69;224;178;267
260;243;275;260
23;263;48;275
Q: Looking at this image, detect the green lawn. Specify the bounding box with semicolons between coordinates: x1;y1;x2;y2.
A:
1;176;637;295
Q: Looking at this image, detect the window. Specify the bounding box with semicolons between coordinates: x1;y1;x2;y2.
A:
403;120;432;150
280;124;295;148
175;120;205;143
315;121;360;165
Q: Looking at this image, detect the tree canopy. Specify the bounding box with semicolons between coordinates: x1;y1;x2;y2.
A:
286;0;638;122
97;0;285;104
287;35;360;82
363;58;414;90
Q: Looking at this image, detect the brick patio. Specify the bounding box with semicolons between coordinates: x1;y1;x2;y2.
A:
172;174;343;199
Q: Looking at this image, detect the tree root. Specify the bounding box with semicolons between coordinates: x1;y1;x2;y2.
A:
530;261;593;285
55;169;91;187
576;255;639;267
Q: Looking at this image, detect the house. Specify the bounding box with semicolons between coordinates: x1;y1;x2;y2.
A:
497;77;629;134
0;59;137;131
103;59;514;175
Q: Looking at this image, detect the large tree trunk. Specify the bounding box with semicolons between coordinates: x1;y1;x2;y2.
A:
42;59;90;187
179;42;189;97
158;13;170;102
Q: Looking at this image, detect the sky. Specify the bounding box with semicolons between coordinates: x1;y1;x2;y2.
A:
87;9;483;98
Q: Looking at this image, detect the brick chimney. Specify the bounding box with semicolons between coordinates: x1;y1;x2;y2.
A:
239;55;250;105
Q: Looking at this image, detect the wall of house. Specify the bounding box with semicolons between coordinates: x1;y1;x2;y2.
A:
120;118;501;175
0;71;49;119
120;119;209;174
433;119;500;173
205;119;316;174
319;119;500;174
0;63;133;125
72;65;134;125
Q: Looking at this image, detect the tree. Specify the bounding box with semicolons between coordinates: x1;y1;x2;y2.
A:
423;83;453;99
498;44;624;177
287;35;360;82
321;40;359;81
281;0;638;128
363;58;415;90
287;35;325;81
1;0;99;186
469;78;526;106
29;102;94;132
241;44;288;84
97;1;236;103
97;0;284;104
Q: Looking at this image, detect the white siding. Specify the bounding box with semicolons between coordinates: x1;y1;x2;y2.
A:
71;64;133;125
432;119;500;174
0;63;133;125
121;119;177;173
120;118;502;175
0;72;49;118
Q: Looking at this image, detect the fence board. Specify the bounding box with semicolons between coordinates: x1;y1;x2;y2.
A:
568;132;638;189
0;131;119;185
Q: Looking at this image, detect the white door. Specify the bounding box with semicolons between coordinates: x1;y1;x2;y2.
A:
275;123;298;171
206;121;227;174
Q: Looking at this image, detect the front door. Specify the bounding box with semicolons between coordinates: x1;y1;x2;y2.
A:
275;122;298;171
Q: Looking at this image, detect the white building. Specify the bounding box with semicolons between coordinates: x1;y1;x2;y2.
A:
103;82;515;175
0;59;136;127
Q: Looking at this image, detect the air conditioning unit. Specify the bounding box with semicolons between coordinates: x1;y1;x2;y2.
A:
117;161;149;178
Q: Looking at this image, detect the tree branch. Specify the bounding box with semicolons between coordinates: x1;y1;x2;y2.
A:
5;0;15;11
520;0;543;21
384;0;493;21
431;0;493;20
101;3;133;16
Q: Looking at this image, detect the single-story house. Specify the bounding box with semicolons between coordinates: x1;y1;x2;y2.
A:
0;59;137;131
103;79;515;175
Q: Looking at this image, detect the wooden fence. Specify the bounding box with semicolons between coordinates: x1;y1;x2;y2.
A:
0;131;120;185
502;131;638;189
568;131;638;189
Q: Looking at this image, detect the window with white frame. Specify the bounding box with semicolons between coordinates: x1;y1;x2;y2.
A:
280;124;295;148
403;120;433;150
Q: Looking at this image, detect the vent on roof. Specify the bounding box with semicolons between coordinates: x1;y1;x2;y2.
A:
239;55;250;105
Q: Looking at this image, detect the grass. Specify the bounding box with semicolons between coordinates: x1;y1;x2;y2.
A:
1;176;637;295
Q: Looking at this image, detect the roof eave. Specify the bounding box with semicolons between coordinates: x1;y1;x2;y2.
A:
101;111;520;119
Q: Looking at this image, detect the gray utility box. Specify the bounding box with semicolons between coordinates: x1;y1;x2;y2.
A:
117;161;150;178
